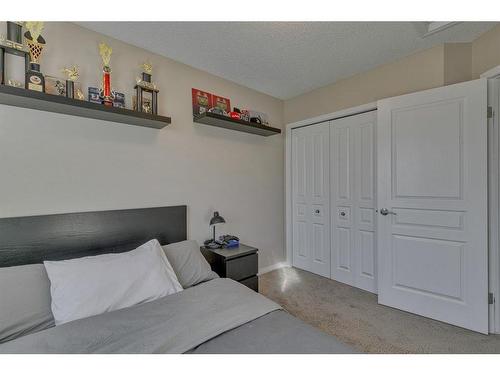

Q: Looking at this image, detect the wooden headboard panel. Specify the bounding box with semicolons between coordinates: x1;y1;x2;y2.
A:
0;205;187;267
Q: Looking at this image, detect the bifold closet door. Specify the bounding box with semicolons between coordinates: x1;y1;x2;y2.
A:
291;122;330;277
330;111;377;293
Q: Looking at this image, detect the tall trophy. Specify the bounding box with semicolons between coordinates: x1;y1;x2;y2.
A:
134;62;159;115
62;66;79;99
24;21;46;92
98;42;114;106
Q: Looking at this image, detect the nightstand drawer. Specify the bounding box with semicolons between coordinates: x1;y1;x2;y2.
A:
226;253;258;280
239;275;258;292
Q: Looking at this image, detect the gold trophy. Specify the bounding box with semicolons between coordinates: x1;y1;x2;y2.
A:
62;65;79;99
99;42;114;106
24;21;46;92
135;61;159;114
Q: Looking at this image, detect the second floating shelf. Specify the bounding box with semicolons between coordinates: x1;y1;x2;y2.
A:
194;112;281;137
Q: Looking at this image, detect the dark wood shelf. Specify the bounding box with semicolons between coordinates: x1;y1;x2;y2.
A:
0;84;171;129
194;112;281;136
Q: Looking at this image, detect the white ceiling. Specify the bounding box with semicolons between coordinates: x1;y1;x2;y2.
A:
77;22;497;99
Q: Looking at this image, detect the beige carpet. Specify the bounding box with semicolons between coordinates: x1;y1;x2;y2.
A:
259;267;500;353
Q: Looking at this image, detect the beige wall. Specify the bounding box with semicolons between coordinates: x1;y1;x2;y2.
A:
284;45;446;123
0;22;285;269
472;24;500;78
444;43;472;85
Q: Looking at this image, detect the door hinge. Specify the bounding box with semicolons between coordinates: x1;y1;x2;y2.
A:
489;293;495;305
488;106;494;119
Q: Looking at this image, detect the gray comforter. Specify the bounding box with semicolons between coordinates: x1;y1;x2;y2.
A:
0;278;355;354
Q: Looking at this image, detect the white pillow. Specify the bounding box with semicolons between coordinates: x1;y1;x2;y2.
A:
44;239;183;325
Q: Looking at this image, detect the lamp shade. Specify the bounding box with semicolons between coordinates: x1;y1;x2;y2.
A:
209;211;225;226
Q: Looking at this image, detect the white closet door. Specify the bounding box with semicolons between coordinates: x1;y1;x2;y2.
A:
292;122;330;277
330;111;377;293
377;79;488;333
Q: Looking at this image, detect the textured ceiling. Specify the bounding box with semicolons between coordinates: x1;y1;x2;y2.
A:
77;22;497;99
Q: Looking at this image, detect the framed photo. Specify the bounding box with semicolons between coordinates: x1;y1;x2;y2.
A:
3;53;25;88
113;92;126;108
88;87;101;104
192;88;212;116
211;94;231;113
45;76;66;96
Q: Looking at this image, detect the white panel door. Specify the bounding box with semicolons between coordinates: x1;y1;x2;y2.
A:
292;122;330;277
377;79;488;333
330;111;377;293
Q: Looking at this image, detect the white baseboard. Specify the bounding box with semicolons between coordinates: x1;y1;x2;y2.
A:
258;261;290;276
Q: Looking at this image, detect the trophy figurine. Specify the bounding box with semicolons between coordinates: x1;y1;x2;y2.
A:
1;21;27;51
98;42;114;106
62;66;79;99
24;21;46;92
135;62;159;115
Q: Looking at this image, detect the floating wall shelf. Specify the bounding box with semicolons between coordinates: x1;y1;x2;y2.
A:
194;112;281;137
0;84;171;129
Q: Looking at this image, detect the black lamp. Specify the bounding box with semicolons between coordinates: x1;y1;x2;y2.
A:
209;211;225;242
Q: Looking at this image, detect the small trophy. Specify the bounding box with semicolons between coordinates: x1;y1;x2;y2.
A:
24;21;46;92
98;42;114;106
62;66;79;99
135;62;159;115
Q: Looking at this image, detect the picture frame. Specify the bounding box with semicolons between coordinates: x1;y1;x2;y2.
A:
45;76;66;96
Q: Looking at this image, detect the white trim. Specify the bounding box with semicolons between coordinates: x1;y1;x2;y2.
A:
481;65;500;79
481;65;500;333
285;102;377;268
258;261;290;276
286;102;377;131
487;74;500;334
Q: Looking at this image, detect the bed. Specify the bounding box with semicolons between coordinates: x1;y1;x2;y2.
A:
0;206;355;354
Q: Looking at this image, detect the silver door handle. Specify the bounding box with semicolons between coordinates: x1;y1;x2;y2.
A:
379;208;396;216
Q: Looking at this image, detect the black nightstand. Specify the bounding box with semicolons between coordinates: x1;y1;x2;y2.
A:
201;244;259;292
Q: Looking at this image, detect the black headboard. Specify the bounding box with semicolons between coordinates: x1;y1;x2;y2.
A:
0;205;187;267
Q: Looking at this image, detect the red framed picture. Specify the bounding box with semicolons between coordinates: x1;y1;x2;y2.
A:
211;94;231;113
192;88;213;116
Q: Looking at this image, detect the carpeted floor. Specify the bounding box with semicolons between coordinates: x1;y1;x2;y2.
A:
259;267;500;353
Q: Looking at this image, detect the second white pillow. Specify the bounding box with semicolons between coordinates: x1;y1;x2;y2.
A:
44;239;183;326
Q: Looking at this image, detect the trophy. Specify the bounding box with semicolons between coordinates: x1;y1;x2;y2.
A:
98;42;114;106
62;66;79;99
0;22;30;86
1;21;27;51
24;21;46;92
134;62;159;114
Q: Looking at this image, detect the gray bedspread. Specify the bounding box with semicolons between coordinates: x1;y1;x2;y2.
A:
0;278;279;354
0;278;356;354
188;310;356;354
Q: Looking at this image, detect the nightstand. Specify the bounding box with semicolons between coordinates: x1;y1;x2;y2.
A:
201;244;259;292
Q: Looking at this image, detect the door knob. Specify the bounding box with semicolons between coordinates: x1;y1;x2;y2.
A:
314;209;320;214
379;208;396;216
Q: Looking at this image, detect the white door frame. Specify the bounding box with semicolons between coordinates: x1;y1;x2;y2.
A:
481;66;500;333
285;103;377;269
